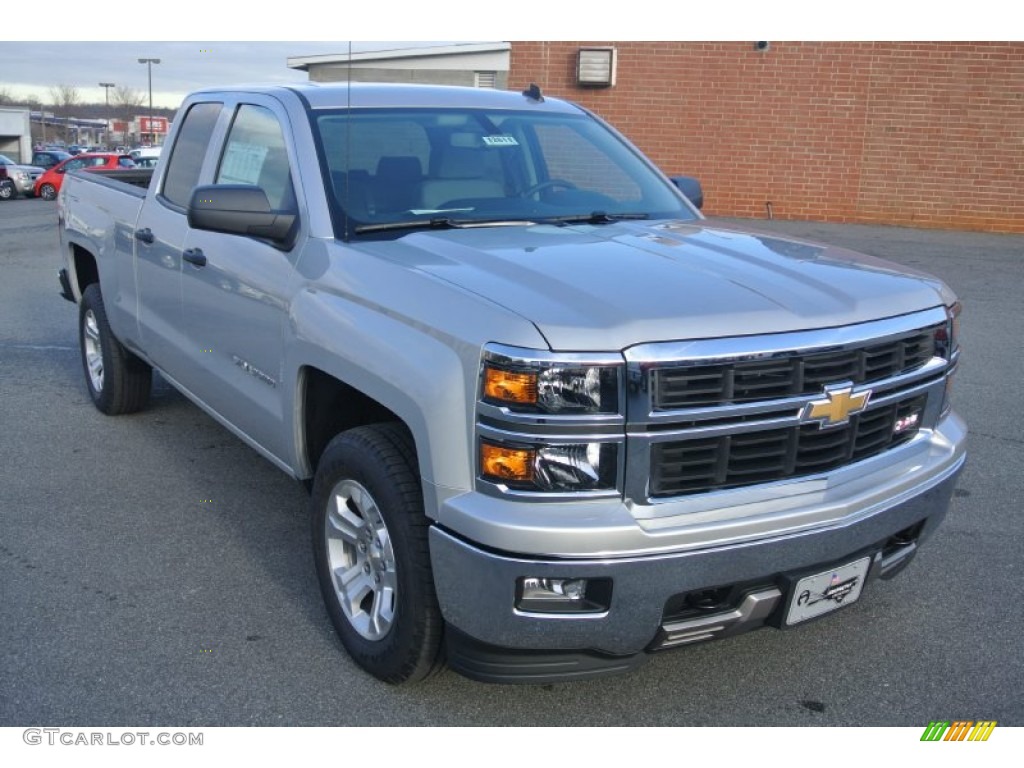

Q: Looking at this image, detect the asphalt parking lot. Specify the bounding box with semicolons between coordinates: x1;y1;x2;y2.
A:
1;196;1022;726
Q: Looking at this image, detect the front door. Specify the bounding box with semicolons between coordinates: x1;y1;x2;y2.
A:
176;101;301;461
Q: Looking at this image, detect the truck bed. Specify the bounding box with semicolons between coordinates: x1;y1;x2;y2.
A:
77;167;155;195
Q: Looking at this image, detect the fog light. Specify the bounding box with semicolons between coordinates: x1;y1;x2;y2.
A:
522;577;587;601
516;577;611;614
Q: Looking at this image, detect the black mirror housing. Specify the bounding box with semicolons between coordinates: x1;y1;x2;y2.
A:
187;184;297;248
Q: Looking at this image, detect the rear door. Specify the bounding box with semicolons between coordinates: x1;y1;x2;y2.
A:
134;100;224;372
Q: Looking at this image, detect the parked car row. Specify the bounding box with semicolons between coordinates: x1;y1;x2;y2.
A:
0;153;137;201
0;154;45;200
35;154;137;200
32;150;72;170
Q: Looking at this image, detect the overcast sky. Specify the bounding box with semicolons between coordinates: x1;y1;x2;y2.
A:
0;42;468;110
2;1;1004;112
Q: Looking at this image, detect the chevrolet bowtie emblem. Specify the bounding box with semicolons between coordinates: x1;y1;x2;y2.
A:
801;384;871;428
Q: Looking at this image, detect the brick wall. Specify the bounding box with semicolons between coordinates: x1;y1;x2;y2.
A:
509;42;1024;233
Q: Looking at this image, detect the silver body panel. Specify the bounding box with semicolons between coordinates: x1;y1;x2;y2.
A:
58;82;967;655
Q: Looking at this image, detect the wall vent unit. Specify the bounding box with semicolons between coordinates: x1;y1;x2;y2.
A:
577;48;616;87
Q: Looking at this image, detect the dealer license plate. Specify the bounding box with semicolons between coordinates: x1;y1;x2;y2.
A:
786;556;871;626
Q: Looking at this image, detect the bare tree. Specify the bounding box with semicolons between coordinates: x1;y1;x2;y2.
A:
111;86;145;144
0;86;14;105
49;84;81;143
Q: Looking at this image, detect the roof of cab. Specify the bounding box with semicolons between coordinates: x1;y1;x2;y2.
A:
187;82;583;114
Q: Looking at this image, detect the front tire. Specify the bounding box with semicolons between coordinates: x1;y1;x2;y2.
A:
0;181;15;200
79;283;152;414
39;183;57;201
312;423;444;683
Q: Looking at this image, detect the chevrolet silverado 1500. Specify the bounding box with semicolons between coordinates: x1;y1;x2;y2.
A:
57;83;966;684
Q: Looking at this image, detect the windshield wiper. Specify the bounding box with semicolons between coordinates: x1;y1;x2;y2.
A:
354;217;537;234
544;211;651;225
355;217;459;234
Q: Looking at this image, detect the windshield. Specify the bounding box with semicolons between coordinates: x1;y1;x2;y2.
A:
312;108;696;238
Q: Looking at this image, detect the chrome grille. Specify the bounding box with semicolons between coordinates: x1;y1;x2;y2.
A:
653;326;939;410
649;394;927;497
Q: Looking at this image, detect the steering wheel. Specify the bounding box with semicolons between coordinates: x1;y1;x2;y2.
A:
520;179;578;198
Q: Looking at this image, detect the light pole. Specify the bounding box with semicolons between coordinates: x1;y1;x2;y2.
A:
99;82;114;147
137;58;160;146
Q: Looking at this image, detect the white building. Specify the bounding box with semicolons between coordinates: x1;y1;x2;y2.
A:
287;43;510;89
0;108;32;162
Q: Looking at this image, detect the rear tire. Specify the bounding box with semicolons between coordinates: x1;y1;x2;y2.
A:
312;423;444;684
79;283;152;414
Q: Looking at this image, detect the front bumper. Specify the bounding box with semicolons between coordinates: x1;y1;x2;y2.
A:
430;416;965;683
12;175;37;194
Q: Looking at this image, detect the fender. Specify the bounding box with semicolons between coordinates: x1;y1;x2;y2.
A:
283;238;548;501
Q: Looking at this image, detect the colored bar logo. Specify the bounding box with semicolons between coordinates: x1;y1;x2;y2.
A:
921;721;997;741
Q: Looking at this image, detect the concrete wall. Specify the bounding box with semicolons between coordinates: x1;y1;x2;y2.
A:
510;42;1024;234
0;108;32;162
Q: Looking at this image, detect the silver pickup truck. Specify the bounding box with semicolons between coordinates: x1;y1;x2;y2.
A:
57;83;966;684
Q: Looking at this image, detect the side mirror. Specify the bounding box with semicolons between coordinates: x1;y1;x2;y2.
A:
669;176;704;210
56;167;66;174
187;185;297;248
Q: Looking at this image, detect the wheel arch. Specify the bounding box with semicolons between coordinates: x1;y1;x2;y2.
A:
69;242;99;300
299;365;408;478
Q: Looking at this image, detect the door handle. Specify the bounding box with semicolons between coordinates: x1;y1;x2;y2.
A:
134;228;155;244
183;248;207;267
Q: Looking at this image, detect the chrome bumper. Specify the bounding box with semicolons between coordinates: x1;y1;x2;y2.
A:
431;444;964;680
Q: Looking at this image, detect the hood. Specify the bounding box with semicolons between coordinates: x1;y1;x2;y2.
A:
6;163;45;174
354;220;952;351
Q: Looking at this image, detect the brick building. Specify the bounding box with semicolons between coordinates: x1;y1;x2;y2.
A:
509;42;1023;233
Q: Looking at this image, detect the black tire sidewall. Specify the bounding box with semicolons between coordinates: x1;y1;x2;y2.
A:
311;427;441;683
77;284;151;415
79;284;116;412
40;184;56;200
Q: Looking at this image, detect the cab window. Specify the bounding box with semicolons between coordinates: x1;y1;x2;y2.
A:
162;101;222;208
216;104;295;211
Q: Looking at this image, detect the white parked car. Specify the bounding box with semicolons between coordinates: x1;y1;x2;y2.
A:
129;147;162;163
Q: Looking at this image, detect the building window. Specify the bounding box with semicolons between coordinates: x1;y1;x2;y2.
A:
475;71;497;89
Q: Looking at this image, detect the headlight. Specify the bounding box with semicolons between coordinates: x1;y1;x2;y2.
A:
480;438;619;492
481;345;622;415
477;344;624;495
15;171;28;180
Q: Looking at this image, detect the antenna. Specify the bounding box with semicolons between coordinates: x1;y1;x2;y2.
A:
344;40;352;241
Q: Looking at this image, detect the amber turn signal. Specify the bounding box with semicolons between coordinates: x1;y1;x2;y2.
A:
484;366;537;405
480;442;535;483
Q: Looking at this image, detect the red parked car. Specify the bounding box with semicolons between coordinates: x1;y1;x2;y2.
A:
34;153;135;201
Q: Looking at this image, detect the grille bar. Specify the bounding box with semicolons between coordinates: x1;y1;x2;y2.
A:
653;326;939;410
649;395;928;497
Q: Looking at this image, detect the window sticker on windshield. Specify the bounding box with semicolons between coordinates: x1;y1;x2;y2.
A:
219;142;269;185
482;135;519;147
